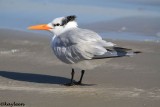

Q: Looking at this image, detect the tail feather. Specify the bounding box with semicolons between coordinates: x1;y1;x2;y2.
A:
108;47;132;51
92;47;141;59
133;51;142;54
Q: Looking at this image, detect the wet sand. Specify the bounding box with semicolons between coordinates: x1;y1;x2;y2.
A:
0;29;160;107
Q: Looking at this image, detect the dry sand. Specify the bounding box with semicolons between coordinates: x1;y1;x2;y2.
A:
0;29;160;107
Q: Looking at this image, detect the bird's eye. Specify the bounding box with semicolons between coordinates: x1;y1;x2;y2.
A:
53;23;60;27
56;23;60;26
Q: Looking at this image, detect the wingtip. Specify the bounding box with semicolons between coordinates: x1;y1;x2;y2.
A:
134;51;142;54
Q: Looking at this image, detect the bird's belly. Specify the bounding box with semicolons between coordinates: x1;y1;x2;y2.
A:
71;58;111;70
52;46;83;64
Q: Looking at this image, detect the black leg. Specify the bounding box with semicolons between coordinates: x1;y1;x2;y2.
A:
76;70;85;85
70;68;75;85
64;69;86;86
65;68;75;86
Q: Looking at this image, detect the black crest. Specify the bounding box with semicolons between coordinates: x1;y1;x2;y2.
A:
62;15;76;26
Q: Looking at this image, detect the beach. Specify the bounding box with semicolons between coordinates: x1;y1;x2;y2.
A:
0;29;160;107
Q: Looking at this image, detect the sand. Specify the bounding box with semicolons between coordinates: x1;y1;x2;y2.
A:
0;29;160;107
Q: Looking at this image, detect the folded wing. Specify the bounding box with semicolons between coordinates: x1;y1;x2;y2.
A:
52;28;115;63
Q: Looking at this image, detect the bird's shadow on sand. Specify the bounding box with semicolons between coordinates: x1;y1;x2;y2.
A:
0;71;95;86
0;71;71;85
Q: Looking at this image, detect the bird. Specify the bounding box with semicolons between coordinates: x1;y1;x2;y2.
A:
28;15;140;86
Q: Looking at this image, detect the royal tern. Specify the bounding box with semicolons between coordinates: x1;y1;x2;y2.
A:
28;15;140;86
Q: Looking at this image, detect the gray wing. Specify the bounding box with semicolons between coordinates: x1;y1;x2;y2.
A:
52;28;115;64
93;47;141;59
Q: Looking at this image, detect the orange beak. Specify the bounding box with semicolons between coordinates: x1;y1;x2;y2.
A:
28;24;52;30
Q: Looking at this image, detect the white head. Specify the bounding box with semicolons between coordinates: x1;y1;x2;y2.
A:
28;15;78;36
